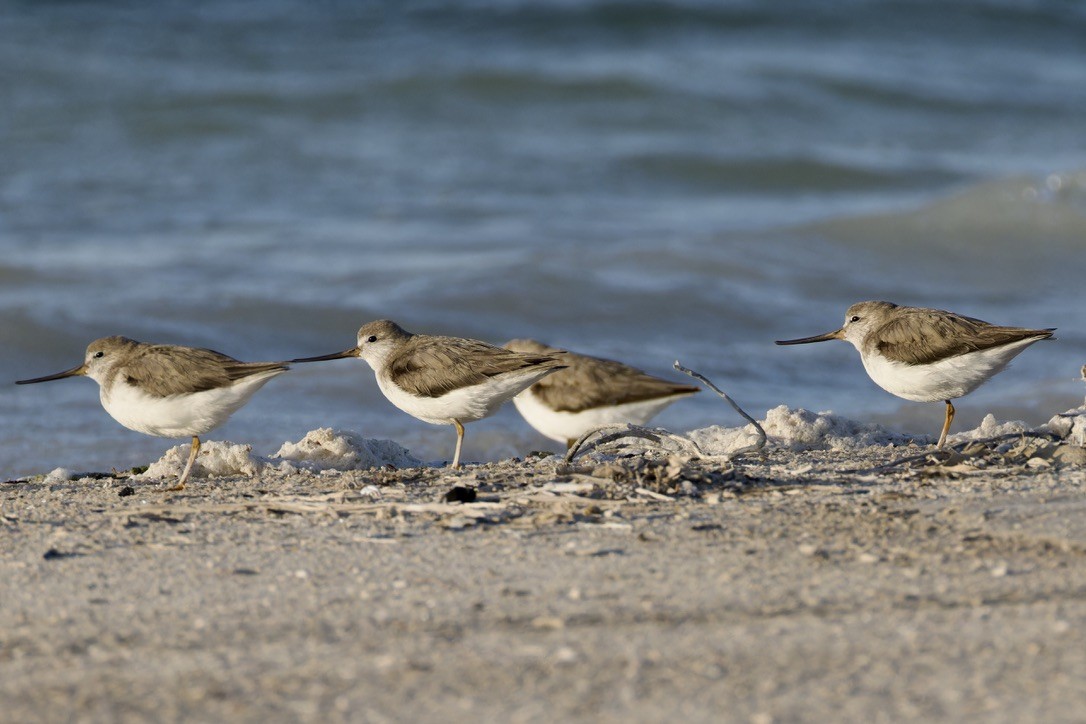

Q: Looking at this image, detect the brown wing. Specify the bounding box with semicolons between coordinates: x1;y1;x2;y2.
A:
531;351;700;412
123;345;288;397
873;308;1054;365
389;336;564;398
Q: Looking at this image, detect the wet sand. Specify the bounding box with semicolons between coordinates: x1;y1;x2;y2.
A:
2;435;1085;723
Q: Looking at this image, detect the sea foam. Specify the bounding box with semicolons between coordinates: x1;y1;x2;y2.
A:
688;405;916;454
136;428;421;481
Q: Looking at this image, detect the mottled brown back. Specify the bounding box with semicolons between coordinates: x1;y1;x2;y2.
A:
111;342;288;398
869;306;1054;365
388;336;565;398
506;339;700;412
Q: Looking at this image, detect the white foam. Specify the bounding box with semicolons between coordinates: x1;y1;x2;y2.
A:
137;440;264;480
947;413;1028;443
688;405;915;454
273;428;421;471
136;428;422;481
43;467;73;484
1045;407;1086;446
1045;368;1086;445
685;406;1061;456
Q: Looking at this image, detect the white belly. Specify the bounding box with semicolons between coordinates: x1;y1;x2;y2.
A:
376;367;556;426
860;338;1043;403
512;390;692;444
100;370;284;438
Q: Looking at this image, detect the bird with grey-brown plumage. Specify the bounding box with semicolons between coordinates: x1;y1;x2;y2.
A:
777;301;1054;448
292;320;566;468
505;339;700;448
16;336;289;488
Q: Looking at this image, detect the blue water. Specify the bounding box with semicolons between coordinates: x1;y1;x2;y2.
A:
3;0;1086;477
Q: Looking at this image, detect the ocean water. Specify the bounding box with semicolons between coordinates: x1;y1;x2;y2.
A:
3;0;1086;478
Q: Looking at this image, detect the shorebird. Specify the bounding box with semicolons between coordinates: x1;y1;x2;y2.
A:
504;339;700;448
776;301;1054;448
16;336;288;489
292;320;566;468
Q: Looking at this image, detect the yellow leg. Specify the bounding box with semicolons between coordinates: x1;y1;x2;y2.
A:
451;420;465;469
169;435;201;491
936;401;955;449
566;438;576;450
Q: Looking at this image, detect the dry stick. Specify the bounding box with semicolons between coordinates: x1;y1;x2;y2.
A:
673;360;767;457
844;430;1064;475
564;424;703;465
562;363;766;464
842;449;952;475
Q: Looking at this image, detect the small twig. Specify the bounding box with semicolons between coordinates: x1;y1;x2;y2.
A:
562;364;767;465
634;487;675;502
563;424;703;464
844;450;952;475
844;430;1065;475
968;430;1063;447
674;360;767;457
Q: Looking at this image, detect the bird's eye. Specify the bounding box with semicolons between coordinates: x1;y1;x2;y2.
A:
849;316;860;323
366;335;377;343
93;351;104;359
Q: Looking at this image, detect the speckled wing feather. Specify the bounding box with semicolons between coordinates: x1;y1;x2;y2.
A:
121;345;288;397
873;308;1054;366
530;351;700;412
389;337;564;398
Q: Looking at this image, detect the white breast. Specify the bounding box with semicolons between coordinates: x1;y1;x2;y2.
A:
860;337;1045;403
376;367;556;426
100;369;285;438
512;389;693;444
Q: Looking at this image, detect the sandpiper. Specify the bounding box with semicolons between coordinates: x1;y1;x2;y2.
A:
776;301;1054;448
16;336;289;489
504;339;700;448
292;320;566;468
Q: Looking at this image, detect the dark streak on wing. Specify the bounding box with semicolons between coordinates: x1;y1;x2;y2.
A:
121;344;289;398
873;308;1055;366
389;336;565;398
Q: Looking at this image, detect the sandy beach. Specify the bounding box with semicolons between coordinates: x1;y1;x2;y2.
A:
3;414;1086;723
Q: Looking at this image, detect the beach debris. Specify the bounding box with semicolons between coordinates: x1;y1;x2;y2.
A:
357;485;382;500
1046;406;1086;446
443;486;478;504
674;361;767;456
584;455;736;498
561;363;765;465
564;424;703;464
529;454;741;503
851;427;1072;477
42;548;83;561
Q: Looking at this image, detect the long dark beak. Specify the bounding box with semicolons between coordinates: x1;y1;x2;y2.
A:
775;329;844;345
16;363;87;384
290;348;360;363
